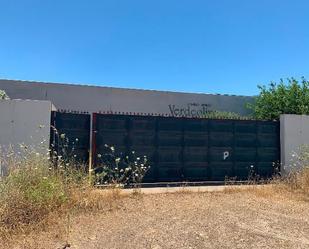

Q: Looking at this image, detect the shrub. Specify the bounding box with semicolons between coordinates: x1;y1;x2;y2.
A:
0;135;144;246
0;150;126;242
282;146;309;196
283;167;309;196
94;144;150;186
0;135;94;237
248;77;309;120
0;130;150;242
0;155;69;235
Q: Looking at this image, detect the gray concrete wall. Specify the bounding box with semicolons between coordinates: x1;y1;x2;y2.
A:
0;79;254;117
0;99;52;175
280;114;309;173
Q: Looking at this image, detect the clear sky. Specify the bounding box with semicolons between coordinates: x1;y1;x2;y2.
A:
0;0;308;96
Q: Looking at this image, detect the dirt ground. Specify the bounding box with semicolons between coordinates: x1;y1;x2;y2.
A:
6;187;309;249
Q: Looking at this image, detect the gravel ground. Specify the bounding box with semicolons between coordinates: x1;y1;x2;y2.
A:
7;188;309;249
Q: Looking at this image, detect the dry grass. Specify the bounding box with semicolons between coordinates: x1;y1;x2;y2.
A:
281;167;309;197
5;186;309;249
242;167;309;202
0;187;127;249
0;154;127;247
220;167;309;200
1;154;309;248
0;156;66;239
70;187;127;212
0;185;127;248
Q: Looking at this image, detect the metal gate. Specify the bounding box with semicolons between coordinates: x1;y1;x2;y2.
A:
92;114;280;182
50;112;90;164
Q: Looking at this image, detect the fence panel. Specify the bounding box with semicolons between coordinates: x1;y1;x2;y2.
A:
53;112;280;182
93;114;280;182
50;112;90;164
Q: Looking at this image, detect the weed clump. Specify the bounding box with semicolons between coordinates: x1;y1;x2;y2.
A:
279;147;309;198
0;141;148;243
281;167;309;198
0;155;73;238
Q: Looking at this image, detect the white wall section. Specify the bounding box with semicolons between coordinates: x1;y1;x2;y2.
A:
0;99;52;175
280;114;309;173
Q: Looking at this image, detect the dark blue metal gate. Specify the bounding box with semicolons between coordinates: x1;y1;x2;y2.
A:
92;114;280;182
50;112;90;164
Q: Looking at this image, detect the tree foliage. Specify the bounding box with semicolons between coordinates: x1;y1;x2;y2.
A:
248;78;309;120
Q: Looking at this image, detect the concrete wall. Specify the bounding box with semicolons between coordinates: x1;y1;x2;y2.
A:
280;114;309;173
0;99;52;175
0;79;254;117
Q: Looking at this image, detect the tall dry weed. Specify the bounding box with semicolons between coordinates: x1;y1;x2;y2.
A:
281;167;309;197
0;151;124;244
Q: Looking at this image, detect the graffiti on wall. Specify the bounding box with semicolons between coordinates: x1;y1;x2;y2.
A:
168;103;212;118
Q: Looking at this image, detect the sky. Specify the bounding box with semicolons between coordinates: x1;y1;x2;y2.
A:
0;0;309;96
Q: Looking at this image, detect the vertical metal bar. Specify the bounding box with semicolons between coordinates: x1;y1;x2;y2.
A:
154;116;159;182
126;115;130;159
52;111;60;168
255;120;258;178
232;121;236;178
276;121;281;174
181;117;185;181
207;119;211;181
89;113;96;182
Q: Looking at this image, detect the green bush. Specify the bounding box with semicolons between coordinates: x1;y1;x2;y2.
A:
0;138;92;236
248;77;309;120
0;156;69;232
24;176;67;206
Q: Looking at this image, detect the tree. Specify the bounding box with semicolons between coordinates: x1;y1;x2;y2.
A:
248;78;309;120
0;89;9;100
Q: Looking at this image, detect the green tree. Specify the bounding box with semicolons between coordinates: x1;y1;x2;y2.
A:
248;78;309;120
0;89;9;100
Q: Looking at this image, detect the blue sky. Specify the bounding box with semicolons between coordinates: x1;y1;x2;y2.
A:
0;0;308;95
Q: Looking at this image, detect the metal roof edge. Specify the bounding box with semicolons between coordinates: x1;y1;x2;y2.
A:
0;78;254;98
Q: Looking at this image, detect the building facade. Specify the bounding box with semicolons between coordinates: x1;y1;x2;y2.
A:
0;79;254;117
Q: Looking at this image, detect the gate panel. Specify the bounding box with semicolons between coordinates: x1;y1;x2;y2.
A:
183;119;209;180
96;116;127;131
209;162;234;180
234;162;255;179
235;133;256;147
256;121;280;177
129;116;157;182
50;112;90;164
90;114;280;183
234;148;256;162
157;162;182;181
184;132;208;146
